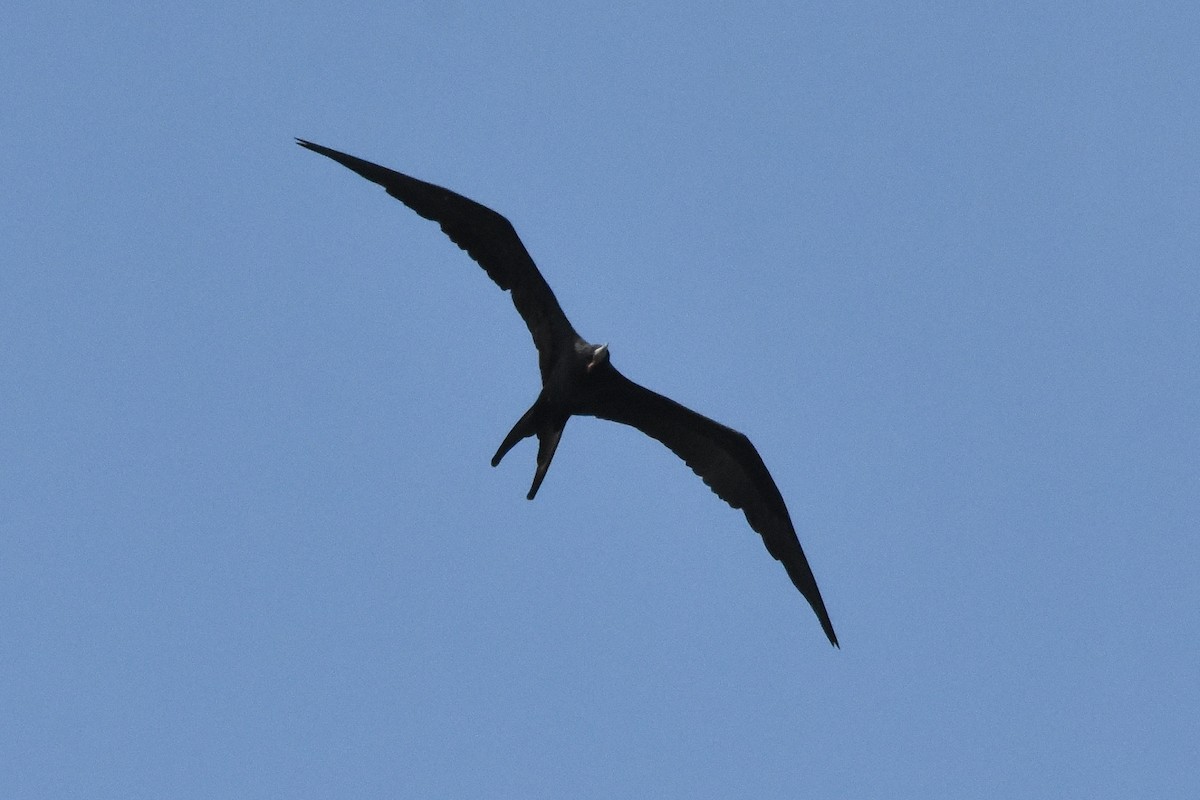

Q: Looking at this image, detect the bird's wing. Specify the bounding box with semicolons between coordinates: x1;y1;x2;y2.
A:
297;139;578;378
588;368;838;646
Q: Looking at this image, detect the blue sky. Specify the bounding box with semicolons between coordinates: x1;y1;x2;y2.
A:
3;2;1197;797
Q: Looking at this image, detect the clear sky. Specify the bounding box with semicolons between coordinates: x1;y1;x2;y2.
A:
3;2;1197;798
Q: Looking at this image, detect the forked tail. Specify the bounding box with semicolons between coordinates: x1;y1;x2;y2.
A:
492;398;568;500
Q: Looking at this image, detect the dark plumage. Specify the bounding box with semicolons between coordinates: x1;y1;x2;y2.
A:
297;139;838;646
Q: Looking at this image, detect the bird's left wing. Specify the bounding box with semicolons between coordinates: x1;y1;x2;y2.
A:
296;139;579;379
587;368;839;646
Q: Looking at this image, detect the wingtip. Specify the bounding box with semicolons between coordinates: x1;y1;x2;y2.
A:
296;138;334;157
821;615;840;648
804;588;839;648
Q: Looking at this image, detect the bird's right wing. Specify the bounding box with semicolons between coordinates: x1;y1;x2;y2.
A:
297;140;578;378
588;368;838;646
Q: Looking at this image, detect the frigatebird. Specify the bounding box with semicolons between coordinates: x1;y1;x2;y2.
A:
297;139;838;646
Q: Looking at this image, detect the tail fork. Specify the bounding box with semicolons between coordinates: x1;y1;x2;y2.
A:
491;399;568;500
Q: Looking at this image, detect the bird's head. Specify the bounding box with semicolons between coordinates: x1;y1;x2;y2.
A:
586;343;610;373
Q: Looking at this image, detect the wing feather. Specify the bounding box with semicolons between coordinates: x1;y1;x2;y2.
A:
588;369;838;646
297;139;577;378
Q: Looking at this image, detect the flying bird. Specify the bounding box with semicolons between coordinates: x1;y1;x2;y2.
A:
297;139;838;646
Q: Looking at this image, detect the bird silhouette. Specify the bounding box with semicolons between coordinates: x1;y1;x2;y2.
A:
298;139;838;646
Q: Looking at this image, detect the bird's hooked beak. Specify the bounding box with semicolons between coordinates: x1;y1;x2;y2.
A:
587;343;609;373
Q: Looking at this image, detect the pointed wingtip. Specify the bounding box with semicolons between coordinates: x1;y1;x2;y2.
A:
799;578;839;648
781;560;839;647
295;138;336;158
819;610;839;648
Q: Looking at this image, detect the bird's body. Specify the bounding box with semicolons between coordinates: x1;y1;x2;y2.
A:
298;139;839;646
